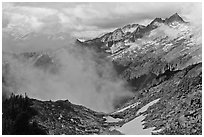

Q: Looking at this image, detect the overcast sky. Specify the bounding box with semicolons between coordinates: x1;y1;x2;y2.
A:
2;2;202;39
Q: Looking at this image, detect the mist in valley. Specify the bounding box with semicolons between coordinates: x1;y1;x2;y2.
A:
2;36;134;113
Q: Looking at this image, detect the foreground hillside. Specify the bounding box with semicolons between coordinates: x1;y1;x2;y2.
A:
2;62;202;135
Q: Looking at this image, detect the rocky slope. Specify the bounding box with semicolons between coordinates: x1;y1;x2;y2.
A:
2;62;202;135
109;62;202;135
77;13;202;134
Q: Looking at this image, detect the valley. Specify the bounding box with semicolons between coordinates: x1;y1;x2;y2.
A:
2;11;202;135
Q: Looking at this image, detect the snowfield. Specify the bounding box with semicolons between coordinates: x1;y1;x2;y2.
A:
116;98;160;135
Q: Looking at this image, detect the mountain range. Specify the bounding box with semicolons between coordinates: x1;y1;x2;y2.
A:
2;13;202;135
78;13;201;92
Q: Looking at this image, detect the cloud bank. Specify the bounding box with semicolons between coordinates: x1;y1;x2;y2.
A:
3;45;134;112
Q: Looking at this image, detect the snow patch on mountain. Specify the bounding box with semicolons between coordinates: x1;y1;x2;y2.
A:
116;98;160;135
122;24;139;34
111;101;141;114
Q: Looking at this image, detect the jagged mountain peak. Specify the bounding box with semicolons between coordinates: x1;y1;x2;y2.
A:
100;24;142;41
150;18;164;25
165;13;185;23
113;28;124;33
82;13;191;53
121;24;144;34
122;24;139;29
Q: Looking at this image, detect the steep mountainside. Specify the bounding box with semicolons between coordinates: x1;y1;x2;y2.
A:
80;13;201;92
77;13;202;134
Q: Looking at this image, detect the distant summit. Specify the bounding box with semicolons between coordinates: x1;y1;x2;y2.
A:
79;13;188;53
149;13;185;25
150;18;164;25
165;13;185;23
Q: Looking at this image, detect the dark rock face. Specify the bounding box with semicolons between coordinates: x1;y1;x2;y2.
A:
2;94;47;135
165;13;185;24
150;18;165;25
2;95;112;135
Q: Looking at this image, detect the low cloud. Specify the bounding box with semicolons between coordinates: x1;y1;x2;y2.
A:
2;39;133;112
